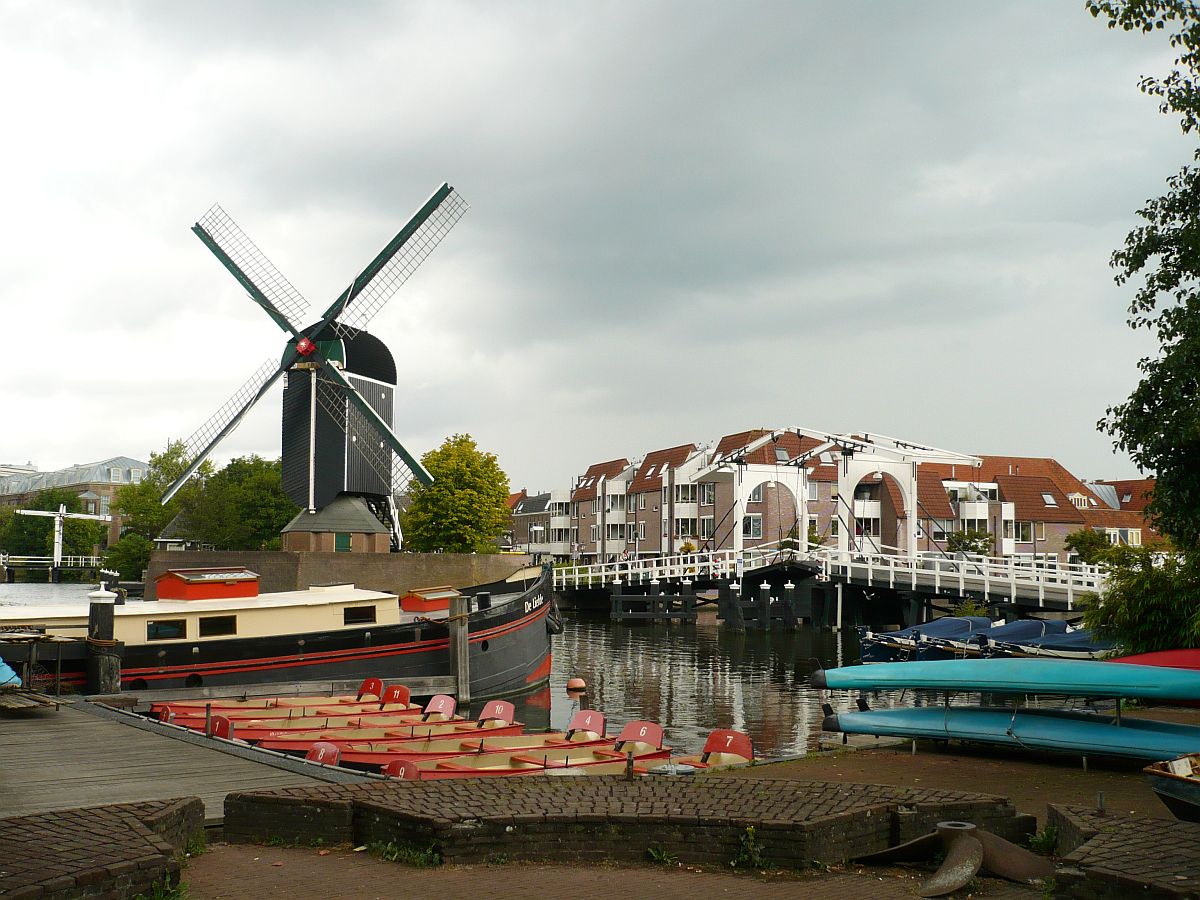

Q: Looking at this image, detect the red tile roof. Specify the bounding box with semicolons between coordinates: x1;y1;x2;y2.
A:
628;444;698;495
924;455;1096;503
506;490;527;510
570;458;630;503
917;468;955;519
1093;478;1155;513
994;474;1085;524
714;429;824;466
1080;507;1151;529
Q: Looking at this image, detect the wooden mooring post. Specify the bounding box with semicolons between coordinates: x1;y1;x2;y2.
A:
449;593;471;706
725;581;745;632
757;582;771;631
86;588;121;695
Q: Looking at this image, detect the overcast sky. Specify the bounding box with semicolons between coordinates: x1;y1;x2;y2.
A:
0;1;1184;493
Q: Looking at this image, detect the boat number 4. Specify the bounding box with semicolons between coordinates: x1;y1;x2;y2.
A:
524;594;545;614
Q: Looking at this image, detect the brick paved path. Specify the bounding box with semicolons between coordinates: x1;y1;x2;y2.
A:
185;843;1041;899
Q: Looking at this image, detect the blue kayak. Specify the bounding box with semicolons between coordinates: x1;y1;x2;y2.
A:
811;658;1200;701
824;705;1200;761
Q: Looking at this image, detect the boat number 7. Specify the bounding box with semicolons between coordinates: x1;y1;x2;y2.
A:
524;594;545;614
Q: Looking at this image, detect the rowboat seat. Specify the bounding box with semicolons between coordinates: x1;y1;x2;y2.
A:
305;741;341;766
564;710;606;742
695;751;751;767
610;720;666;758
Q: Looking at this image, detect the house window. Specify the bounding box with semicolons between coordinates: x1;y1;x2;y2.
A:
830;519;840;536
1130;529;1142;546
932;522;950;542
806;482;819;501
638;522;646;540
608;494;626;512
130;468;143;483
674;517;698;538
108;467;123;482
742;515;763;539
700;516;714;540
674;484;697;504
1009;521;1033;542
590;525;598;542
748;484;763;503
1121;493;1132;504
199;615;237;637
335;533;352;552
830;485;839;502
344;606;376;625
774;446;789;463
147;619;186;641
962;518;989;534
700;483;715;506
99;497;110;515
1069;494;1088;509
1036;522;1046;541
1040;493;1057;506
662;487;669;507
639;494;646;510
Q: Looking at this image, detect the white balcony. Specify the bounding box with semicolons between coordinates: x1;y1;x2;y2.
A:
959;501;990;519
853;499;881;519
549;515;570;529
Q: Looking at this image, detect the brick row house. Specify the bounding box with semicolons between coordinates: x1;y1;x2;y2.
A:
517;428;1158;565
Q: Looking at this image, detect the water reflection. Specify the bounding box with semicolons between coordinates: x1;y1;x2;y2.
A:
537;612;861;758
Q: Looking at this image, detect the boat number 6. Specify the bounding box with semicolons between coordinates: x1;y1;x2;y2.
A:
524;594;545;614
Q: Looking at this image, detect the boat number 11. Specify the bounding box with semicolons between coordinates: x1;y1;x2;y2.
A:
524;594;545;614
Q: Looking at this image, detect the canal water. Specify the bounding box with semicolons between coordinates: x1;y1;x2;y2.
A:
1;582;866;758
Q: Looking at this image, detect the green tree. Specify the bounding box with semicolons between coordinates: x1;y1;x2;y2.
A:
402;434;511;553
1089;0;1200;551
1080;546;1200;653
105;533;153;580
1064;528;1116;565
114;440;209;540
946;529;992;556
178;456;298;551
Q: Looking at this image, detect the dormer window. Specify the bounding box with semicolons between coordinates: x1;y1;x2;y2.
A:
1041;493;1057;507
774;446;789;463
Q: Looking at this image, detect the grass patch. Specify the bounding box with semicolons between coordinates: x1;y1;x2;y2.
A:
1027;824;1058;856
369;839;442;867
646;846;678;865
730;826;766;869
135;876;189;900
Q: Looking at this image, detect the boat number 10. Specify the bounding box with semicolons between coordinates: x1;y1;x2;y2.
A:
524;594;545;614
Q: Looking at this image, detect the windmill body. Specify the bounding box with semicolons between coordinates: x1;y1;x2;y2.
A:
162;184;469;550
281;324;397;511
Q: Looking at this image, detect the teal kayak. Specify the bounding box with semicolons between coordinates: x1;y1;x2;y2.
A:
811;658;1200;701
823;705;1200;761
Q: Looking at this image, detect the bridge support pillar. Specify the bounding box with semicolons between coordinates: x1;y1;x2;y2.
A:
834;582;844;632
781;582;798;630
758;582;771;631
610;579;623;621
725;581;745;633
2;565;11;583
50;567;62;584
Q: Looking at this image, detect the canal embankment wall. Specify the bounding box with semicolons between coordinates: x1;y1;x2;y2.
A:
144;551;532;600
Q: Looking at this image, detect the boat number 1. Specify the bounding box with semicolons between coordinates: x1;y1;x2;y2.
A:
524;594;545;614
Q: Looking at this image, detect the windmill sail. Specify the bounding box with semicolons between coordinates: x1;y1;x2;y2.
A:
332;184;469;333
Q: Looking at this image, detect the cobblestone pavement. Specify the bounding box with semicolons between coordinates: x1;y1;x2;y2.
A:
184;843;1041;899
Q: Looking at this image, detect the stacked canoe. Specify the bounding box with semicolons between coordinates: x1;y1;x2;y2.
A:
149;678;756;780
813;658;1200;761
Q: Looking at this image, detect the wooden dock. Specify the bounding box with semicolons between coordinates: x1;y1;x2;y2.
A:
0;700;366;824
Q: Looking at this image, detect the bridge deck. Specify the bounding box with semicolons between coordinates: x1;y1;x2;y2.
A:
0;701;348;823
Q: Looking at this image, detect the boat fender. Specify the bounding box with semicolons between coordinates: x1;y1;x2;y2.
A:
810;669;828;689
822;713;842;733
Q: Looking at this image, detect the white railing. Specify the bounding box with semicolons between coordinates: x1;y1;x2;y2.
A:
811;547;1104;609
0;554;103;568
554;541;1106;609
552;539;798;590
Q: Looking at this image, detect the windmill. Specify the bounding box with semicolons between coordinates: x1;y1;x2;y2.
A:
160;183;469;549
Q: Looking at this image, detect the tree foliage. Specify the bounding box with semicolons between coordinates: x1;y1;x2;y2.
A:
402;434;511;554
946;529;993;556
114;440;209;540
1081;546;1200;653
105;533;153;580
1064;528;1116;565
1089;0;1200;550
177;455;298;551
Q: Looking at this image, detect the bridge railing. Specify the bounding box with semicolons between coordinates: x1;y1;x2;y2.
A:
811;547;1103;608
552;539;798;591
0;554;104;568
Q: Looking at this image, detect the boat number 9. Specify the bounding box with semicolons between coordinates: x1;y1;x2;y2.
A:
524;594;544;614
